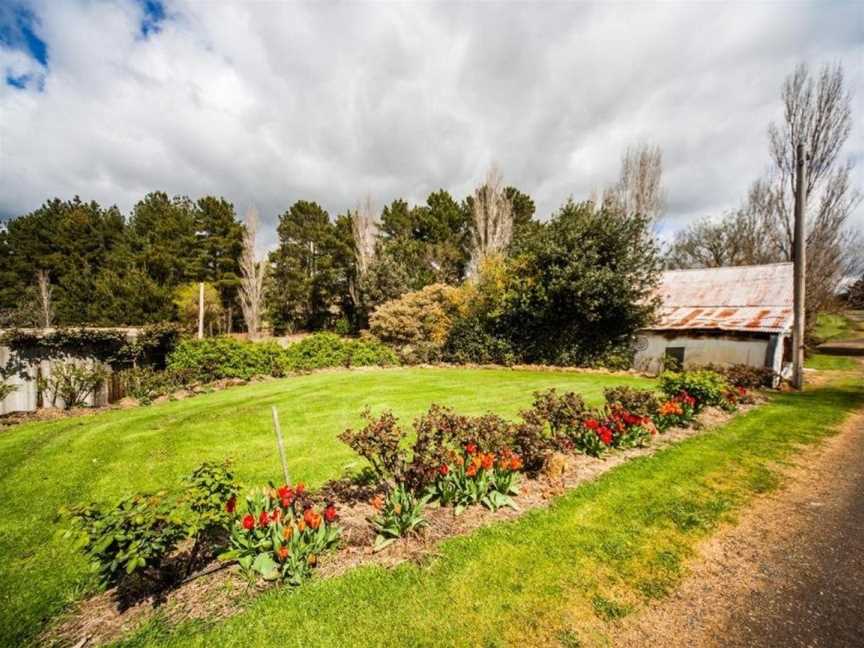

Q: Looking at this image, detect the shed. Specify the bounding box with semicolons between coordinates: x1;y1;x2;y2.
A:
633;263;793;377
0;326;174;415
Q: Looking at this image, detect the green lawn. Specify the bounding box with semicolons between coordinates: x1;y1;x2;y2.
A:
812;311;859;343
0;367;651;647
805;353;859;371
115;374;864;648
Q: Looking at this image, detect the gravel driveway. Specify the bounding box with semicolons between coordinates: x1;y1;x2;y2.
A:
607;407;864;647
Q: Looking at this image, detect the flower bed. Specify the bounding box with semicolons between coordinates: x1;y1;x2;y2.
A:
55;369;759;646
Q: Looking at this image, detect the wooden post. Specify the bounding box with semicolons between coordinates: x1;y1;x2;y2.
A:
792;142;807;390
197;282;205;340
271;406;291;486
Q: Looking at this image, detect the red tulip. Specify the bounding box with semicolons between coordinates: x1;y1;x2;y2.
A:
225;496;236;514
324;503;338;523
242;514;255;530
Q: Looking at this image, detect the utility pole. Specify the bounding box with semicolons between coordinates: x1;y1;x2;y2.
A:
792;142;807;390
197;282;205;340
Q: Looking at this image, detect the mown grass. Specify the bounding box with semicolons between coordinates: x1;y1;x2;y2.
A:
116;374;864;648
812;311;858;343
0;367;651;647
805;353;859;371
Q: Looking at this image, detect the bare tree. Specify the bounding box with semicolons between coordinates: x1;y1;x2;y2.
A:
468;166;513;276
348;195;378;308
36;269;53;329
238;207;267;339
605;143;665;223
668;63;861;320
763;63;861;316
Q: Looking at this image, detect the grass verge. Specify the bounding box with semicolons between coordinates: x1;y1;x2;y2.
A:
805;353;858;371
0;367;651;647
117;375;864;648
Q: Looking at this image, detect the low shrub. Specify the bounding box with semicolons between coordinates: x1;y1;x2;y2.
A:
221;484;340;584
39;362;107;409
659;370;730;411
182;461;240;541
516;389;592;467
654;393;696;431
603;386;660;418
339;409;408;485
167;337;284;382
369;283;462;363
282;333;398;371
65;493;186;586
341;405;526;519
117;367;194;404
706;363;776;389
369;484;430;550
443;317;517;365
430;444;522;514
64;462;239;587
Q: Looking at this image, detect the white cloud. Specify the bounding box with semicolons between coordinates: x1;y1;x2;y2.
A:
1;0;861;248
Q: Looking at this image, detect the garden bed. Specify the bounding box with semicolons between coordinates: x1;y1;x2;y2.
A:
44;399;756;648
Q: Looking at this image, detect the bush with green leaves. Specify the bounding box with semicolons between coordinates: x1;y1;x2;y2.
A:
167;337;285;382
63;462;239;587
38;362;107;409
443;316;516;365
659;370;730;411
64;493;187;586
705;363;776;389
369;283;462;363
182;461;240;540
282;333;397;371
515;389;592;468
369;484;430;550
117;366;195;404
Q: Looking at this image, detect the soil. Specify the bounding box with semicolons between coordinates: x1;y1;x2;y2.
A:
44;404;751;648
607;408;864;648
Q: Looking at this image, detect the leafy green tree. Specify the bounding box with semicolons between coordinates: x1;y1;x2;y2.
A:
192;197;243;326
492;200;660;365
268;201;351;332
125;192;199;288
173;282;223;333
0;197;125;324
88;263;174;325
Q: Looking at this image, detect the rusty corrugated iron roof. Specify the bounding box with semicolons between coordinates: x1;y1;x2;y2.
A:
646;263;793;334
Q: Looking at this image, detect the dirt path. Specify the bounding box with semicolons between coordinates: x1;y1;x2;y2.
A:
608;408;864;648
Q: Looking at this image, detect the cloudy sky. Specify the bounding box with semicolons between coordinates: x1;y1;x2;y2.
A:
1;0;862;247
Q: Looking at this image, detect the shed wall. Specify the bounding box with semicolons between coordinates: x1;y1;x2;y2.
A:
0;345;111;415
633;334;771;376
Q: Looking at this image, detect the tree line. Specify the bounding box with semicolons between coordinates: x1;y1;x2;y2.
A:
1;62;857;339
0;181;538;333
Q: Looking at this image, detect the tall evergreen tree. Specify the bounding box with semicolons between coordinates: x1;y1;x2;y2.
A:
1;197;125;324
192;196;243;329
268;201;351;331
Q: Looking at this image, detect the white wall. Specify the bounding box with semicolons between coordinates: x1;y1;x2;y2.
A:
633;333;775;376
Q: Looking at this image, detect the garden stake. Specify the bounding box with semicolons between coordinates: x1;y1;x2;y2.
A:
272;405;291;486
